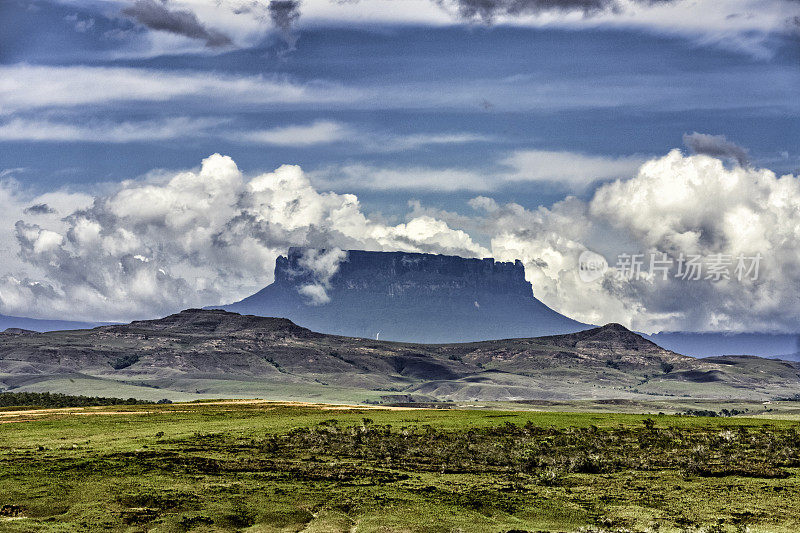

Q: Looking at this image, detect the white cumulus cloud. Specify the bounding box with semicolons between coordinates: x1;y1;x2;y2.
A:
481;149;800;333
3;149;800;334
0;154;488;321
295;248;349;305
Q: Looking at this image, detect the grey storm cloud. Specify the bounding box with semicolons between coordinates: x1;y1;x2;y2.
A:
23;203;55;215
435;0;674;23
268;0;301;51
682;132;750;167
122;0;233;47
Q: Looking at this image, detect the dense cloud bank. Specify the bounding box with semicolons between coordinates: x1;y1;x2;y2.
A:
483;150;800;333
0;156;485;322
1;151;798;333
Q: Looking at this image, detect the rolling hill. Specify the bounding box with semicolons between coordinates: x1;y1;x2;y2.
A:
1;309;798;403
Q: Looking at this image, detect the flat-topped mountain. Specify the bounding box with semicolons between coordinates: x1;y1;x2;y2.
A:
218;248;588;343
1;309;798;402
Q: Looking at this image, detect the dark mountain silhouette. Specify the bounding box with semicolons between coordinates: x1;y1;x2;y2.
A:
645;331;800;360
217;248;589;343
0;314;103;333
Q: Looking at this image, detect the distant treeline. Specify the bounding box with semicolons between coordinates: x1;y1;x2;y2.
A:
0;392;165;408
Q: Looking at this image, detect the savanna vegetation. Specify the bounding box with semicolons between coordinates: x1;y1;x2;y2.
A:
1;401;799;532
0;392;160;409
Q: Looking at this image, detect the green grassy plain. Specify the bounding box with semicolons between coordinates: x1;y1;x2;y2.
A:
1;401;799;532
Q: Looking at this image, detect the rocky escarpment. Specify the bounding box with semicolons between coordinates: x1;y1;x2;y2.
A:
106;308;318;337
219;249;589;343
274;248;533;297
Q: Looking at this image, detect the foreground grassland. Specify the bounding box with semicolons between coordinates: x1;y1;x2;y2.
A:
1;402;799;532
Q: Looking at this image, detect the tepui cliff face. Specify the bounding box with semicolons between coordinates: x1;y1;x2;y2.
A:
274;248;533;298
219;248;588;343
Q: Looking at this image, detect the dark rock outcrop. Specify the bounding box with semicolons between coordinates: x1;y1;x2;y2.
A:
218;248;589;343
543;323;665;352
106;308;317;337
1;328;38;335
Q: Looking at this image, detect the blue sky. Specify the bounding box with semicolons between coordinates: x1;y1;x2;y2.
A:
0;0;799;332
2;1;798;198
